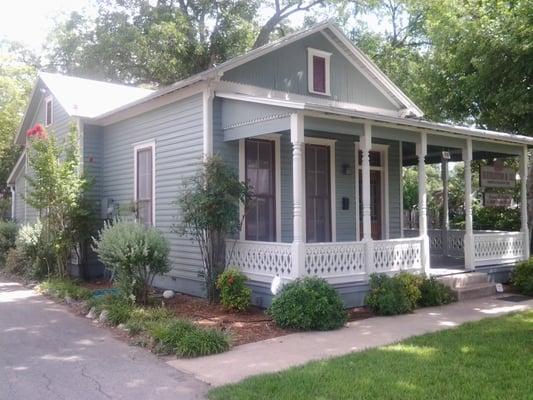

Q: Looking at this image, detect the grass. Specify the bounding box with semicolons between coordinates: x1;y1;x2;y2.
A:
209;311;533;400
39;278;92;300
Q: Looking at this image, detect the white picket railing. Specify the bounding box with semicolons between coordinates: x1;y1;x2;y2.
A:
225;240;293;283
372;237;423;273
304;241;366;283
473;232;526;267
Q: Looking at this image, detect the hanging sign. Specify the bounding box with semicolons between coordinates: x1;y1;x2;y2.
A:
484;192;513;207
480;162;516;188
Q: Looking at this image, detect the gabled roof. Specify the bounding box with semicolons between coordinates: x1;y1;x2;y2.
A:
93;21;423;122
38;72;154;118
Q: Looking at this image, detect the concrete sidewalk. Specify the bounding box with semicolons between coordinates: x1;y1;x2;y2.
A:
167;295;533;386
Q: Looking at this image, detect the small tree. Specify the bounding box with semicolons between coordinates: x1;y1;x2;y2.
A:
25;124;92;277
177;156;251;303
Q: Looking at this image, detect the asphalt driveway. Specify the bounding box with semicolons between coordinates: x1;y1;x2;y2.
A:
0;280;208;400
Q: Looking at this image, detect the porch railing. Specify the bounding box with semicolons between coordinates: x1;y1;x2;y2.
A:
227;237;425;284
473;232;526;267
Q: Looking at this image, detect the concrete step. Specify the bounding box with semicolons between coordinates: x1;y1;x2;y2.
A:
453;282;497;301
437;272;489;289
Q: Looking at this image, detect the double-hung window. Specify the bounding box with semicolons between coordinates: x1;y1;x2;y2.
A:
134;141;155;226
244;138;276;242
45;96;53;126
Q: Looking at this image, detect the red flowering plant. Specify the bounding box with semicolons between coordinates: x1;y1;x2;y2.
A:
26;124;48;140
216;268;251;312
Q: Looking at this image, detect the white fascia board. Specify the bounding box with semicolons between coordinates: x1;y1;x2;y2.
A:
7;150;26;185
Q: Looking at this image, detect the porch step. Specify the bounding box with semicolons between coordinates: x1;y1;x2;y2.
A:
453;282;497;301
437;272;496;301
438;272;489;289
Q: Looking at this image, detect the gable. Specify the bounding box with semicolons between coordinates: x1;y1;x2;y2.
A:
222;31;399;111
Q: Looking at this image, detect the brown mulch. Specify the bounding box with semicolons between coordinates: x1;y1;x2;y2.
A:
72;278;375;346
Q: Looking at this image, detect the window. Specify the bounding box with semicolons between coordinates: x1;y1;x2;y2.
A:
245;139;276;242
308;48;331;96
306;144;332;242
45;96;53;126
134;141;155;226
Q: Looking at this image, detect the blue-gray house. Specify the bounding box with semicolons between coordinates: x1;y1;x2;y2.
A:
7;22;532;306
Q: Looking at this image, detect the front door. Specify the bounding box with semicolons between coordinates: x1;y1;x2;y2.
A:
358;149;384;240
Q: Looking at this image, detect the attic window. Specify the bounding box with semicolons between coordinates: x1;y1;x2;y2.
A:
308;48;331;96
45;96;53;126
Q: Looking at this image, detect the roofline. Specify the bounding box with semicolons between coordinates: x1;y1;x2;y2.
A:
92;21;342;121
7;150;26;185
215;92;533;146
13;79;40;145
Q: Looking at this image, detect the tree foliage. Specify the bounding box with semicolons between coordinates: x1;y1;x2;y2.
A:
177;156;251;303
0;44;36;217
45;0;325;86
25;124;92;277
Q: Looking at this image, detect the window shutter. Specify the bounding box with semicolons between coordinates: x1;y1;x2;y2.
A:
313;56;326;93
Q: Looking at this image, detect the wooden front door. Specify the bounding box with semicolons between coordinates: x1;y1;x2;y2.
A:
358;156;383;240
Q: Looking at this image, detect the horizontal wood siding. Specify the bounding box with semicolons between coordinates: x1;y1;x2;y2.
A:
83;124;104;207
14;172;25;222
101;94;205;294
222;32;397;111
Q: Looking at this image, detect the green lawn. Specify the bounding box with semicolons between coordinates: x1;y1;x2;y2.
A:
209;311;533;400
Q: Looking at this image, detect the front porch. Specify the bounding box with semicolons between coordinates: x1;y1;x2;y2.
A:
218;100;530;304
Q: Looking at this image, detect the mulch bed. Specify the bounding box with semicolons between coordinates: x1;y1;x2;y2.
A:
74;279;374;346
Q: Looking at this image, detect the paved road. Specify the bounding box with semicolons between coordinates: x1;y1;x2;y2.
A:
0;280;208;400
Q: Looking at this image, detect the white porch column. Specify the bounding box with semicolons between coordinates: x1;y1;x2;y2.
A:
10;186;15;221
441;157;450;256
417;133;430;275
463;138;475;270
290;113;306;278
361;123;374;274
520;145;530;260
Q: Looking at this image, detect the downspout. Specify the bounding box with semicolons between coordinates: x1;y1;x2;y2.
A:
202;83;215;159
9;185;15;221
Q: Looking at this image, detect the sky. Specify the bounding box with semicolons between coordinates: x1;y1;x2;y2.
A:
0;0;96;51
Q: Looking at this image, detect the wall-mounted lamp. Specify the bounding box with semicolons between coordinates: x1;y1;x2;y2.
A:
342;163;353;175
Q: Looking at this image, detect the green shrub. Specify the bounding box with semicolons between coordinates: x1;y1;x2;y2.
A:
176;328;230;358
92;220;170;304
511;260;533;296
106;300;134;325
397;272;423;306
39;278;92;300
4;248;26;276
418;277;455;307
366;273;418;315
148;319;230;357
16;221;55;279
216;268;251;312
269;277;347;331
125;307;175;335
0;221;18;264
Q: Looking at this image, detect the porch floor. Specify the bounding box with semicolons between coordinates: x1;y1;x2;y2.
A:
430;254;465;276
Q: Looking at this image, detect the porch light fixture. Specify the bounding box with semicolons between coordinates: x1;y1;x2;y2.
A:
442;151;451;160
342;163;353;175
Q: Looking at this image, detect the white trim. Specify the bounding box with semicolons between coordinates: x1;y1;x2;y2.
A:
307;48;331;96
7;151;26;185
304;136;337;242
44;95;53;127
355;142;389;240
399;140;404;237
133;140;156;226
238;134;282;242
10;185;15;221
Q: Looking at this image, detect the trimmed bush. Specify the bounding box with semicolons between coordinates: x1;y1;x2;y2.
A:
216;268;252;312
39;278;92;301
148;319;230;357
511;260;533;296
269;277;347;331
418;277;455;307
0;221;18;264
366;273;417;315
92;220;170;304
